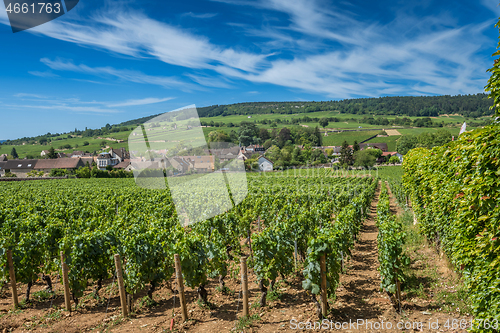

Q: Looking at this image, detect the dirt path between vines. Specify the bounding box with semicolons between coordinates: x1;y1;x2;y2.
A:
329;181;399;331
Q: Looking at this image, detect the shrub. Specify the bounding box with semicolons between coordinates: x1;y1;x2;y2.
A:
49;169;68;177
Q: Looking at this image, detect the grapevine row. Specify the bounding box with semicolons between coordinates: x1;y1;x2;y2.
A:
376;183;409;311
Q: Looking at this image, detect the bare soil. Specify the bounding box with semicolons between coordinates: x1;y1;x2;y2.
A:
0;182;472;332
384;129;401;136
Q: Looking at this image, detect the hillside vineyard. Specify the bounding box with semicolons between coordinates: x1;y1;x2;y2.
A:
0;173;375;308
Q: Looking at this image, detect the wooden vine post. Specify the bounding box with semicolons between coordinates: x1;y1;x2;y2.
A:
395;271;402;313
6;250;19;308
294;239;298;272
60;251;71;312
174;254;188;321
114;254;128;317
320;254;328;317
241;256;249;317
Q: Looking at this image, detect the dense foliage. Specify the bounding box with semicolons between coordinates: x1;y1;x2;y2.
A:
396;129;453;155
0;173;374;313
196;94;493;118
376;184;409;297
403;123;500;330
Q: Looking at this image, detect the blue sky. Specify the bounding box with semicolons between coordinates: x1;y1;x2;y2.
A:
1;0;500;139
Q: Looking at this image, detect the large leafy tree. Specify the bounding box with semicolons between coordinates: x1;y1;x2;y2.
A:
258;128;270;142
396;135;418;155
353;150;376;168
319;118;329;128
208;130;230;144
238;122;259;146
339;140;352;166
277;127;292;147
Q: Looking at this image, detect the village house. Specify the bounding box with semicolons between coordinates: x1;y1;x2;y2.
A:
3;159;37;178
96;152;119;170
170;157;192;173
243;144;266;153
359;142;388;152
209;146;240;163
113;159;132;171
375;152;403;164
110;147;130;162
0;161;6;176
258;156;274;171
183;155;215;173
34;158;85;174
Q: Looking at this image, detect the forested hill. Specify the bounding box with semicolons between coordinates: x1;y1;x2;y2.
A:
197;93;493;118
115;94;492;127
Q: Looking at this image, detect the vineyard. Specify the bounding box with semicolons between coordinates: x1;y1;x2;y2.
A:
0;173;388;331
403;122;500;331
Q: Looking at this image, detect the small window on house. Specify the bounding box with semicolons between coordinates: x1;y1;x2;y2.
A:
27;164;32;167
18;164;22;167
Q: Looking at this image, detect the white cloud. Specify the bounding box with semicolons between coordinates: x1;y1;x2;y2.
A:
1;1;496;98
28;71;59;78
210;0;495;97
9;94;176;114
186;74;233;88
26;11;267;74
182;12;218;19
14;93;49;99
107;97;175;107
40;58;194;89
4;103;120;114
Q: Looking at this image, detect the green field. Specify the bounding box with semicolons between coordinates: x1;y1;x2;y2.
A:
322;130;380;146
0;110;483;159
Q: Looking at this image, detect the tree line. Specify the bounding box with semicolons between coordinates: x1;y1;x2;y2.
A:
197;93;494;118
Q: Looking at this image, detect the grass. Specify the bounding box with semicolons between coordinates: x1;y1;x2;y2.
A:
233;314;261;332
21;308;63;330
0;109;477;159
215;285;234;295
138;295;158;308
401;210;472;316
32;289;54;302
323;130;380;146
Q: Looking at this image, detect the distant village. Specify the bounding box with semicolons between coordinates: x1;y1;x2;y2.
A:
0;142;402;178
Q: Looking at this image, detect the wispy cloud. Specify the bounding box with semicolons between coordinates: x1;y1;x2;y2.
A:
4;103;120;114
28;71;59;78
107;97;175;107
211;0;495;97
182;12;218;19
14;93;49;99
186;74;233;88
8;94;176;114
40;58;195;90
23;10;267;74
481;0;500;14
